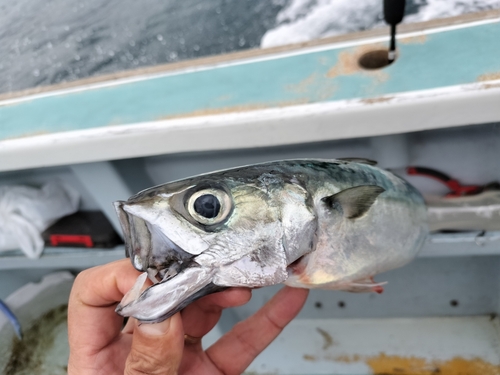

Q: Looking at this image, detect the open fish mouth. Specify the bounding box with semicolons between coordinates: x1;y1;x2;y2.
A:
113;201;224;323
115;201;194;280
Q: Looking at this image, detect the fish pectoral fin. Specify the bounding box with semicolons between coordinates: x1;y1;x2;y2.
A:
322;185;385;219
340;277;387;294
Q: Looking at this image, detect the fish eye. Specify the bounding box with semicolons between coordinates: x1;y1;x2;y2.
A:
194;194;220;218
187;188;232;225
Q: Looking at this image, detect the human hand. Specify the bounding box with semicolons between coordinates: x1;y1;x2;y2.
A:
68;259;309;375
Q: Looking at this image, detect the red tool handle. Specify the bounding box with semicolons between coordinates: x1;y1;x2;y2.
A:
50;234;94;247
406;166;481;197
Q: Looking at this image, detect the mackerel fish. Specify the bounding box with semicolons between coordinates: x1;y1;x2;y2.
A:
114;159;428;323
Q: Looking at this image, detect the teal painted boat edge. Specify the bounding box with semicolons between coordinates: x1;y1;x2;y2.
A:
0;20;499;142
1;79;499;173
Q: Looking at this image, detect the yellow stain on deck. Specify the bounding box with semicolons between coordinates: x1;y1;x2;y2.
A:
336;353;500;375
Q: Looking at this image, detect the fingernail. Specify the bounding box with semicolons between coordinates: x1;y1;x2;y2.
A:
137;319;171;336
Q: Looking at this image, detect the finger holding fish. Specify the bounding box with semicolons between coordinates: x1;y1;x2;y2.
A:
67;258;258;374
180;287;252;341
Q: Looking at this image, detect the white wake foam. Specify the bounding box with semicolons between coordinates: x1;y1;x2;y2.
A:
405;0;500;22
261;0;500;48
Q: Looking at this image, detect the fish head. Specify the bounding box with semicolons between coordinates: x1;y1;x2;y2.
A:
114;170;316;323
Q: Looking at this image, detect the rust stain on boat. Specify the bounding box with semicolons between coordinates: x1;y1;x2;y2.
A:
335;354;362;363
316;84;338;101
285;73;337;100
303;354;317;362
477;72;500;82
481;82;500;90
326;44;389;82
158;99;309;120
361;96;394;105
336;353;500;375
316;327;335;350
399;35;427;44
286;73;319;94
160;104;268;119
477;72;500;89
2;130;50;142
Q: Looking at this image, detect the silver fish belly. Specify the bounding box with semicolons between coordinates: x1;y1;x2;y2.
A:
114;159;428;323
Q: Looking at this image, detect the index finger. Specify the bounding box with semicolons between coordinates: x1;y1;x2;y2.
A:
68;259;141;357
206;286;309;375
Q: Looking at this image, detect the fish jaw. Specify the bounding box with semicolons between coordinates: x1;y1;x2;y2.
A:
116;266;218;323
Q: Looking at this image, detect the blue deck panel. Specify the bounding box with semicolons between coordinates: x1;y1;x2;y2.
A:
1;21;499;141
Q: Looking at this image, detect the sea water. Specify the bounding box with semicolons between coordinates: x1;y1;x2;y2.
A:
260;0;500;47
0;0;497;95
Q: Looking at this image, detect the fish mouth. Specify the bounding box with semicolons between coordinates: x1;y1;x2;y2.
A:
115;201;195;279
113;201;225;323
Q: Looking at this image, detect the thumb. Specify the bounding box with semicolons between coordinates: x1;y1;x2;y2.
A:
125;313;184;375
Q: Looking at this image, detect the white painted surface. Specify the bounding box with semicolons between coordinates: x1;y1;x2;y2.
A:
420;231;500;257
245;316;500;374
1;80;499;172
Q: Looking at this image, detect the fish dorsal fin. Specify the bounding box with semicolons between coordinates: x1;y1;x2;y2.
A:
337;158;378;166
322;185;385;219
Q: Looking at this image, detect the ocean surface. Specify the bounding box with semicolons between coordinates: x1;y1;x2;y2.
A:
0;0;498;95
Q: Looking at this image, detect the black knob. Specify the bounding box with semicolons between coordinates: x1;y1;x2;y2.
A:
383;0;406;62
384;0;406;26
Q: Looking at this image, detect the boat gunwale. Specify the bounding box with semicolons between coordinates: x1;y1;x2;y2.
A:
0;9;499;103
